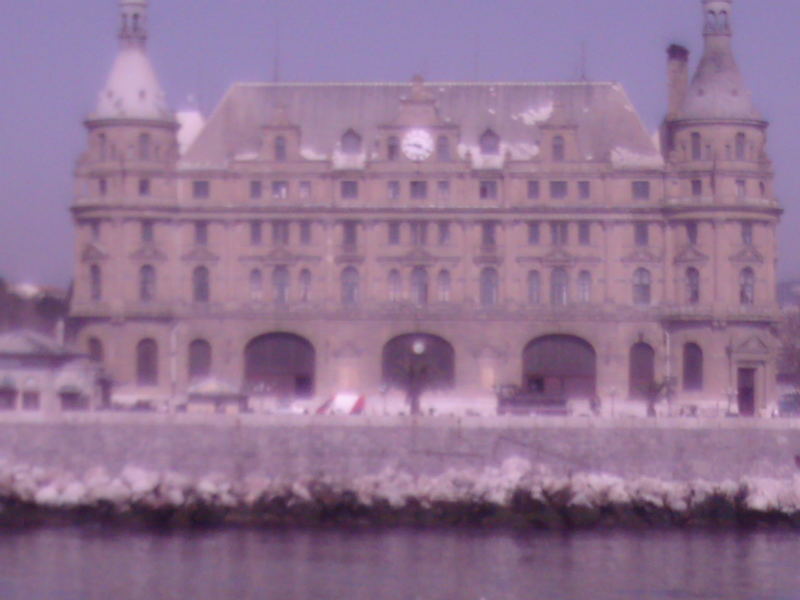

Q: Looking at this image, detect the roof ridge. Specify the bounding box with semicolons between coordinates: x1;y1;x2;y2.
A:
232;81;618;89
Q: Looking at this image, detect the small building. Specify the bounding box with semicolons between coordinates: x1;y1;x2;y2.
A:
185;378;248;414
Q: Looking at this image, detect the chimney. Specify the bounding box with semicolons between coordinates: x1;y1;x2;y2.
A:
667;44;689;117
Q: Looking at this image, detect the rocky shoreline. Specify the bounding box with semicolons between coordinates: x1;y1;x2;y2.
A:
0;458;799;529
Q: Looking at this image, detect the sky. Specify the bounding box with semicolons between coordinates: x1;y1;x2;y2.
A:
0;0;798;287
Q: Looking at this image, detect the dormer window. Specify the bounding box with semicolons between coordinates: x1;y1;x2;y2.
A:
436;136;451;161
479;129;500;155
274;136;287;162
341;129;362;154
387;136;399;161
552;136;565;162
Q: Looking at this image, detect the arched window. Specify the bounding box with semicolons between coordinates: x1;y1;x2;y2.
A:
436;136;451;161
480;267;499;308
192;266;210;303
249;268;263;300
550;267;568;306
136;339;158;386
437;269;451;302
88;338;104;363
479;129;500;155
274;136;287;161
387;136;399;161
299;269;312;302
273;266;290;305
735;133;746;160
527;270;541;305
188;339;212;380
139;265;156;302
341;266;360;306
691;132;702;160
740;267;755;306
552;135;565;162
577;271;592;304
411;266;429;306
683;343;703;391
686;267;700;305
90;264;102;301
388;269;401;301
633;268;652;306
138;133;151;160
341;129;362;154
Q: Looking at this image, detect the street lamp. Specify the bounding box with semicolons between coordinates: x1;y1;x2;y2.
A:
407;338;427;416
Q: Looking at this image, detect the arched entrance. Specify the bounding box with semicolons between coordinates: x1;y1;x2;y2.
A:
382;334;455;391
244;333;315;397
629;342;655;400
522;335;596;401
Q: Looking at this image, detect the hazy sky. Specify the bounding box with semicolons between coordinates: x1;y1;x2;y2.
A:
1;0;798;287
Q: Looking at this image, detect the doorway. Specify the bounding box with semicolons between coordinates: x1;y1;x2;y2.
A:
737;367;756;416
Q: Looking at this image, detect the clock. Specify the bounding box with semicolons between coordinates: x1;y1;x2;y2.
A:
401;129;434;161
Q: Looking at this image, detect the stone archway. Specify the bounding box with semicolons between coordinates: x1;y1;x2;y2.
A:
244;333;315;397
522;335;596;401
381;333;455;391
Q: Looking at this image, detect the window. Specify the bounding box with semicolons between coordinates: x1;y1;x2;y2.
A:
250;221;262;246
90;264;102;301
342;221;358;247
410;221;427;246
387;136;399;161
299;221;312;245
578;222;591;246
22;392;40;411
691;132;702;160
272;181;289;200
436;136;451;161
88;338;104;363
527;180;540;200
635;223;649;247
388;181;401;200
759;182;766;197
299;269;312;302
138;178;150;196
250;181;263;200
89;220;101;241
552;135;565;161
99;178;107;196
632;181;651;200
388;222;401;245
194;222;208;246
136;339;158;386
481;221;496;247
551;222;568;246
274;136;287;161
528;222;540;245
736;179;746;199
550;267;568;306
139;265;156;302
97;133;107;161
272;221;289;245
683;343;703;391
192;266;210;303
249;269;263;300
273;266;290;305
437;270;451;302
687;267;700;304
577;271;592;303
633;268;652;306
341;266;360;306
691;179;703;197
438;221;451;245
437;180;450;200
479;180;498;200
686;222;698;245
410;181;428;200
411;266;429;306
527;270;541;305
388;269;401;301
341;130;362;154
192;180;210;199
341;180;359;199
735;133;746;160
188;339;212;379
550;181;568;199
141;220;154;243
740;267;755;306
138;133;151;160
480;267;499;308
480;129;500;155
578;181;590;200
741;222;753;245
299;181;311;200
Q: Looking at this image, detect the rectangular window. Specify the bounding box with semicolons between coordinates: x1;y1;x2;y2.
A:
410;181;428;200
634;223;649;247
299;221;312;245
272;181;289;200
299;181;311;200
141;220;154;244
272;221;289;245
194;221;208;246
550;181;568;199
388;222;401;245
742;222;753;246
192;180;210;199
410;221;428;246
341;180;358;199
22;391;40;411
632;181;650;200
99;178;107;196
736;179;746;199
479;180;498;200
578;181;591;200
551;222;568;246
691;179;703;197
437;180;450;200
686;222;698;245
250;221;262;246
527;180;540;200
388;181;401;200
578;222;591;245
481;221;496;247
89;220;101;241
438;221;451;245
250;180;262;200
527;222;540;245
343;221;358;247
138;178;151;196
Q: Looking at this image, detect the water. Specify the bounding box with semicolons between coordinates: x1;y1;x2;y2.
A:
0;527;797;599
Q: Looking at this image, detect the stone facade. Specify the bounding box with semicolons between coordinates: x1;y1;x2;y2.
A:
69;0;782;414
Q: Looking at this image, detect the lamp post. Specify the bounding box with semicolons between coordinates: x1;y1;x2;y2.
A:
407;339;427;416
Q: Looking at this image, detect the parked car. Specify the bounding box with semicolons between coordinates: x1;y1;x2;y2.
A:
495;384;569;416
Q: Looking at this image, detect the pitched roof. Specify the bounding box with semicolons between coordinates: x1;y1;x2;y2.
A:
0;331;74;357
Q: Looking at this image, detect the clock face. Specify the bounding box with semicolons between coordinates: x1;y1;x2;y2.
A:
401;129;434;161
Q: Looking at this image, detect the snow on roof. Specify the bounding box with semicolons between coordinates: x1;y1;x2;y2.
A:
176;108;205;154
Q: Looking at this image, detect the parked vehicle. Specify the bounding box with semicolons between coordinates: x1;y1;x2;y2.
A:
495;384;569;416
